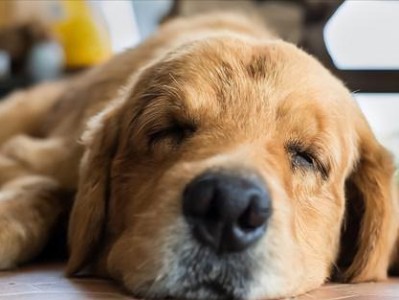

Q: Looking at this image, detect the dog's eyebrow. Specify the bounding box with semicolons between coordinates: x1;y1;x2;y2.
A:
215;61;234;82
128;88;196;142
246;55;268;79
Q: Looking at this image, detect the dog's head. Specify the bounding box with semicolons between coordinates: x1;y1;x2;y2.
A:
67;35;398;299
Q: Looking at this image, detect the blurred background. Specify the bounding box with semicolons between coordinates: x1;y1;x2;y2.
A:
0;0;398;165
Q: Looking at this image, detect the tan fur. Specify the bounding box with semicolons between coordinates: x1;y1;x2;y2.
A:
0;12;397;300
0;81;65;144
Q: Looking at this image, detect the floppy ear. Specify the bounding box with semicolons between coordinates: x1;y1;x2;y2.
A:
338;120;398;282
391;225;399;275
66;100;123;275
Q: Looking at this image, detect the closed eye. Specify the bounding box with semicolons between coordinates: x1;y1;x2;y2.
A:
148;121;196;148
287;142;329;179
291;149;315;168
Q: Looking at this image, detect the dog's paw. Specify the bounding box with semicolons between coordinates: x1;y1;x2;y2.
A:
0;190;31;270
0;186;53;270
0;216;24;270
0;213;46;270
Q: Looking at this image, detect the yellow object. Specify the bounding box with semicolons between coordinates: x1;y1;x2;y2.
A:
52;0;111;68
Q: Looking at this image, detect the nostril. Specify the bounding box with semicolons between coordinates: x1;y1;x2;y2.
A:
238;195;271;230
183;177;215;218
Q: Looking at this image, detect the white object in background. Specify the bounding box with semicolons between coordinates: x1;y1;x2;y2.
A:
324;0;399;70
0;50;10;78
355;93;399;163
132;0;173;40
97;0;140;53
27;41;64;82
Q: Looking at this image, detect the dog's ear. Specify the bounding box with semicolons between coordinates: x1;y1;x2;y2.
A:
66;99;123;276
338;118;398;282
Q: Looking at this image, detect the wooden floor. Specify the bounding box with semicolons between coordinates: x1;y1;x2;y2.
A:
0;263;398;299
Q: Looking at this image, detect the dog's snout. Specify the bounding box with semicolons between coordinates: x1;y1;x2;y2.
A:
183;172;271;253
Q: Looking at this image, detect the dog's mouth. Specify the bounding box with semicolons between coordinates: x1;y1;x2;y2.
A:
129;245;254;300
133;279;245;300
162;281;238;300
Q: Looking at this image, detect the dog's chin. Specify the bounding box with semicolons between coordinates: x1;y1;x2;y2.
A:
127;243;256;300
132;282;244;300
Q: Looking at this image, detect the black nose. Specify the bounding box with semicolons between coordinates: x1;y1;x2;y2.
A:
183;171;271;253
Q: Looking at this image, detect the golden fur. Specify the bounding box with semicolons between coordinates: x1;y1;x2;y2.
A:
0;13;398;299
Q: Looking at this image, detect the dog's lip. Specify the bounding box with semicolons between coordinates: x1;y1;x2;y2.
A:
160;284;237;300
131;279;243;300
190;280;232;297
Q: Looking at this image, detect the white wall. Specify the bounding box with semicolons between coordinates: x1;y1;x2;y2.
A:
355;94;399;163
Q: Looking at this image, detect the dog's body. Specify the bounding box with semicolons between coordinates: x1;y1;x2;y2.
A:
0;13;398;300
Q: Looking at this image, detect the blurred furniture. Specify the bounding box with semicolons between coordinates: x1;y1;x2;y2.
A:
0;20;54;97
0;0;113;97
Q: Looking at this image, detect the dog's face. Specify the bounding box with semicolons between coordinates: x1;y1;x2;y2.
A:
67;37;398;299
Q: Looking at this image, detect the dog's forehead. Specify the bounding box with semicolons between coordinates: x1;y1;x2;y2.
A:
162;38;353;125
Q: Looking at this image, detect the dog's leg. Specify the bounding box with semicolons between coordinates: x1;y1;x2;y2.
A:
0;175;71;269
0;135;78;269
1;135;81;188
0;155;32;186
0;81;65;145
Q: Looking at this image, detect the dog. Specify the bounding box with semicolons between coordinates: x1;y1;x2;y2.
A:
0;12;398;300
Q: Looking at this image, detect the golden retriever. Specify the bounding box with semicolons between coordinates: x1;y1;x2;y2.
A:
0;12;398;300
